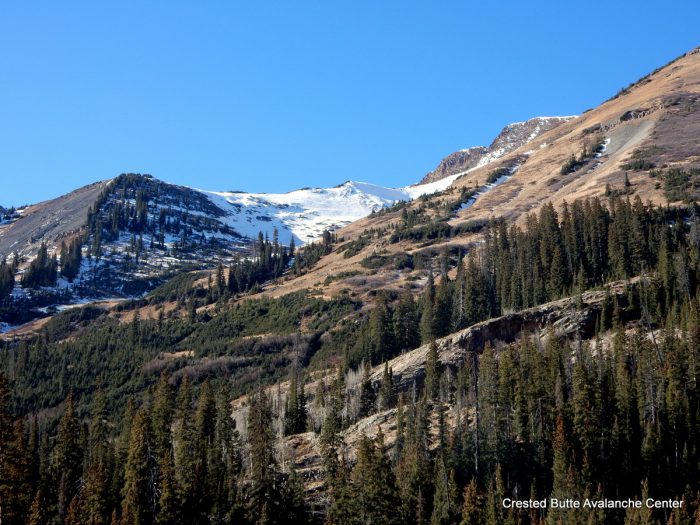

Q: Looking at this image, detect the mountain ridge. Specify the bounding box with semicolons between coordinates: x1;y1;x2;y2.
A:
0;113;564;301
418;115;576;184
2;47;700;332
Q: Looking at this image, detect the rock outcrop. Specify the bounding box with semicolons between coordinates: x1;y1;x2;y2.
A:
419;116;575;184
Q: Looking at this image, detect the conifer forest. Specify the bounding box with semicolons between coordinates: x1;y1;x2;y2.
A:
2;193;700;524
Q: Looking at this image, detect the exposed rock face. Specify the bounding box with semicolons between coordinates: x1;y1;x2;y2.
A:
419;146;489;185
369;277;637;391
261;278;639;500
419;116;575;184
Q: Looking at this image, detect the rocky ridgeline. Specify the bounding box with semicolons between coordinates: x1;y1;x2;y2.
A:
419;116;575;184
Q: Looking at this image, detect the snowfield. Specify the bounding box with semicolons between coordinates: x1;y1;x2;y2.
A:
193;116;577;245
199;175;475;245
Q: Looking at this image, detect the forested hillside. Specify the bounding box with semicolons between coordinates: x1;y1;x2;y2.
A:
2;192;700;524
3;48;700;525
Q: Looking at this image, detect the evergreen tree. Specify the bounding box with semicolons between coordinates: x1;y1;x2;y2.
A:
157;451;181;525
420;273;436;343
325;454;359;525
22;242;58;288
279;467;309;524
120;408;155;525
26;490;47;525
60;238;83;281
378;362;396;410
352;431;401;525
394;292;420;352
425;341;440;401
284;374;308;435
433;278;453;338
0;419;32;524
246;387;279;523
369;298;395;362
358;362;376;419
172;379;198;521
430;458;458;525
50;393;83;523
460;479;482;525
0;258;15;300
151;373;174;460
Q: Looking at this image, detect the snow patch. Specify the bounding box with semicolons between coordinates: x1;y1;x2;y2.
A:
202;182;413;245
457;157;527;213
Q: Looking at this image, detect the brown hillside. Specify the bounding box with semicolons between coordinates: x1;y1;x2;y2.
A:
262;48;700;301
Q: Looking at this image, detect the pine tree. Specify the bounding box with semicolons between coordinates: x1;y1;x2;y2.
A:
156;451;181;525
420;273;436;343
460;479;482;525
396;395;433;525
321;368;345;468
425;341;440;401
352;431;401;525
195;379;216;446
279;467;309;524
151;373;174;460
623;479;659;525
246;387;279;523
369;299;395;362
433;278;453;338
172;379;198;522
0;419;32;524
547;416;582;525
51;393;83;522
378;362;396;410
284;374;308;435
0;258;15;300
60;238;83;281
325;454;359;525
211;385;242;523
430;458;458;525
394;292;420;352
358;362;376;418
82;459;111;525
26;490;47;525
21;242;58;288
121;408;155;525
82;388;113;525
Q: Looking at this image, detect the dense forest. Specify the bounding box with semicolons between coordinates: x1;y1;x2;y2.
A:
339;195;700;370
1;194;700;524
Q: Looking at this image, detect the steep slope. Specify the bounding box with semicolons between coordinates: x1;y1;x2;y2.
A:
263;47;700;301
0;180;110;261
419;116;575;184
3;49;700;524
3;48;700;329
0;114;568;305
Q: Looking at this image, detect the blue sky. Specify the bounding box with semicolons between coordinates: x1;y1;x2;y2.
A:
1;1;698;206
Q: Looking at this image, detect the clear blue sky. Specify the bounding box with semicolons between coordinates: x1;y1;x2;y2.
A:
1;1;698;206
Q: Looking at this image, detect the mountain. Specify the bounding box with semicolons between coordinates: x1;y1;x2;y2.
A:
261;46;700;303
2;46;700;525
0;114;562;309
201;181;410;246
418;115;575;184
2;46;699;322
0;114;566;262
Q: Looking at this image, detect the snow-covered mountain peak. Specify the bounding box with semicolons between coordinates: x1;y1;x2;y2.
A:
200;181;412;245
